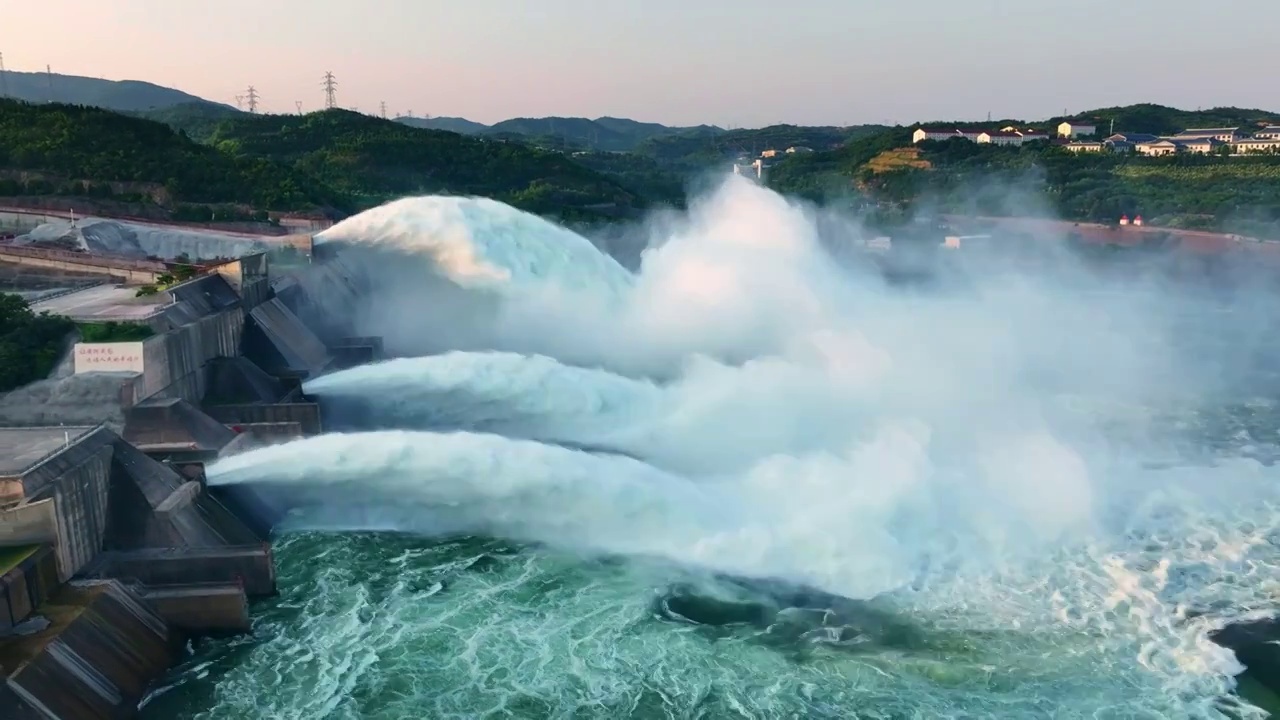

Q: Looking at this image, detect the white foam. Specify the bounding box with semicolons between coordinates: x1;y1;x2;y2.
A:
315;195;634;296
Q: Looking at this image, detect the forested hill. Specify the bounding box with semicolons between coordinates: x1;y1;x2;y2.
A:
0;99;343;215
205;110;643;215
0;70;228;112
0;99;642;222
395;114;723;152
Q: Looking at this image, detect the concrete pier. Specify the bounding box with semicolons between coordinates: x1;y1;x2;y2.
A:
136;583;250;635
0;581;179;720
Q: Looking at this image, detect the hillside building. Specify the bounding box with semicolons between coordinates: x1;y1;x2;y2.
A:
1064;141;1104;153
1103;132;1159;152
1256;126;1280;140
1057;121;1097;138
1233;137;1280;154
977;131;1023;146
913;128;960;143
1172;127;1243;143
1136;139;1180;156
1178;137;1226;154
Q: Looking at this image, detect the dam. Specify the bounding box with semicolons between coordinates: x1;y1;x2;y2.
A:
0;233;379;719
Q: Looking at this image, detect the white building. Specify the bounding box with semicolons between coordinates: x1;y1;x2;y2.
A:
1179;137;1225;154
1103;132;1158;153
1058;121;1097;138
1063;141;1103;153
913;128;960;143
1136;140;1179;156
1172;127;1243;143
977;131;1024;146
1256;126;1280;140
913;126;1042;145
785;146;814;154
1233;137;1280;154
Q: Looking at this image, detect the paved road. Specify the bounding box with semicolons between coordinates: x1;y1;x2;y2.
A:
31;284;168;322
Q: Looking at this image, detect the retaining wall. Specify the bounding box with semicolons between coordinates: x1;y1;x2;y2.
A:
0;209;63;230
0;501;56;550
0;245;165;284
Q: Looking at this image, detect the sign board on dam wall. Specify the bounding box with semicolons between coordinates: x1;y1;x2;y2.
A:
73;342;145;374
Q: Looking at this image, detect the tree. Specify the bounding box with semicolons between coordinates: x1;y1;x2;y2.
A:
0;293;74;392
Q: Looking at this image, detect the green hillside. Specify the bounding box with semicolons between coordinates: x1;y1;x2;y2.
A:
132;102;245;142
0;99;643;222
396;116;491;135
205;110;642;216
1050;104;1278;136
0;99;342;217
393;114;724;152
0;70;228;112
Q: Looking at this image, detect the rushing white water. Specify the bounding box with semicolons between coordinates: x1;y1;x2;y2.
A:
315;194;634;296
202;176;1280;717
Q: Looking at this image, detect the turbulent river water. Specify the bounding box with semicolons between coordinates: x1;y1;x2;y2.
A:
140;177;1280;719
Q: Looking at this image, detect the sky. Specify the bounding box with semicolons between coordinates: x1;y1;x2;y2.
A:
3;0;1275;128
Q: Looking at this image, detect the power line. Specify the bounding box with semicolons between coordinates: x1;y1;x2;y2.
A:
245;86;259;113
321;71;337;109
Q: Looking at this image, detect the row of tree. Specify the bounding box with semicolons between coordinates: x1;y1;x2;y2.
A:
0;99;644;221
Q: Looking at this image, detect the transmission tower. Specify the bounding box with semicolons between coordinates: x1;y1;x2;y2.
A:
0;53;8;98
45;64;54;102
407;109;414;119
245;86;259;113
234;94;244;110
321;71;337;109
295;100;303;114
379;100;386;119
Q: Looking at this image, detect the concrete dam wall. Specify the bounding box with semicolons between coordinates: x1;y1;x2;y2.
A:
2;581;178;720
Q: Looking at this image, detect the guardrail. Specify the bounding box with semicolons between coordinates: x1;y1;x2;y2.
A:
0;205;296;238
0;243;168;272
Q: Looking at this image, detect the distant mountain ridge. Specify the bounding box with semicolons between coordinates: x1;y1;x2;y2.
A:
0;70;232;112
395;114;725;151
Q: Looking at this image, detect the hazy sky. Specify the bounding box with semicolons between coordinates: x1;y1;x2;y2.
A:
4;0;1274;127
